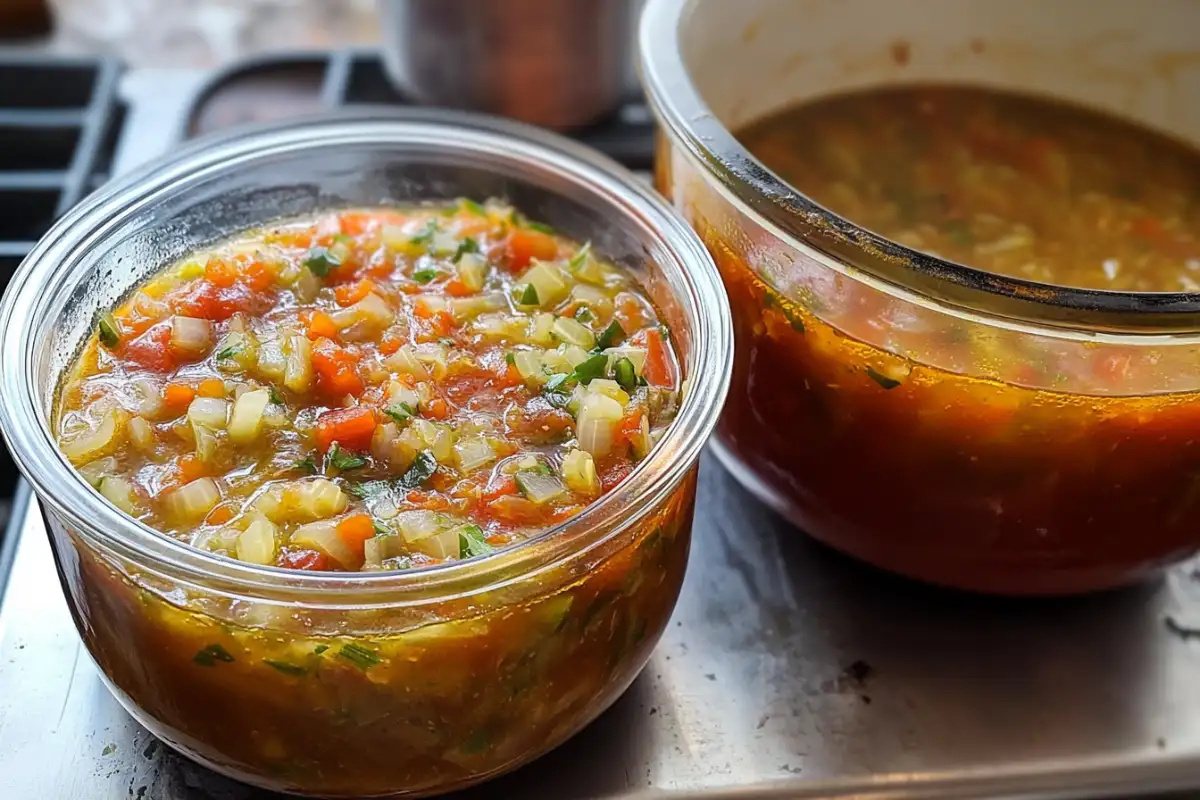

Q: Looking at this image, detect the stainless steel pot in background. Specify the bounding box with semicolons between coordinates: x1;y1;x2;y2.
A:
379;0;643;130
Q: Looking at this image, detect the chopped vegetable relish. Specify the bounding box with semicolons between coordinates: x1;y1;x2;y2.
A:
56;200;681;572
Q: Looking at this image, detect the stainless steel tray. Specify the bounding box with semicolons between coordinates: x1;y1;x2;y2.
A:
2;66;1200;799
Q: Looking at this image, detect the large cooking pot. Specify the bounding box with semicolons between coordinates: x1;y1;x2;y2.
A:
640;0;1200;595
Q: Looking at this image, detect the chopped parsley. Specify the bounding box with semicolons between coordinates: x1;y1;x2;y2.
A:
263;659;307;676
214;345;241;361
544;373;570;392
347;480;390;499
525;220;555;235
568;242;592;272
337;643;381;670
519;284;540;306
594;320;624;351
193;643;234;667
303;247;340;277
313;644;330;655
459;198;487;216
505;352;516;366
452;237;479;263
412;267;439;285
384;402;416;424
328;443;366;471
459;524;494;558
398;450;438;489
268;386;284;405
295;455;318;475
409;219;438;246
865;366;902;390
571;353;609;385
96;312;121;349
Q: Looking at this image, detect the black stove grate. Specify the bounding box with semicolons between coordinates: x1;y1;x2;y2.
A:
184;50;656;171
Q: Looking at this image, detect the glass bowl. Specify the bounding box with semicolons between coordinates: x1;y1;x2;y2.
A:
640;0;1200;595
0;110;731;797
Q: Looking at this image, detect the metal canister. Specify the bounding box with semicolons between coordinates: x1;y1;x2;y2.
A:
378;0;642;130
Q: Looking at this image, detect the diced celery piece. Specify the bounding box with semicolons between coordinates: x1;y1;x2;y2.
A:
522;262;569;308
187;397;229;430
236;518;278;565
551;316;596;349
99;476;139;516
228;389;270;445
167;478;221;522
456;252;487;292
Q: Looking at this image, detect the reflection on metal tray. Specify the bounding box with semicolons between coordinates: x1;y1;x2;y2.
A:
2;50;1200;800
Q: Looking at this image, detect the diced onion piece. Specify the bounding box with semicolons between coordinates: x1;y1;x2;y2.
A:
456;252;487;292
363;534;404;568
453;436;496;473
236;518;278;565
569;284;614;316
414;529;459;560
551;316;596;349
513;349;546;384
295;478;348;519
167;477;221;523
77;457;117;488
381;223;408;251
561;449;600;496
515;469;567;505
131;379;163;418
228;388;270;444
576;393;622;457
282;331;312;393
294;266;320;303
128;416;155;452
331;292;394;331
386;381;422;412
630;413;653;460
385;345;432;381
169;315;213;356
413;344;449;381
474;313;527;342
588;379;630;407
291;519;357;569
395;510;445;543
193;423;219;462
61;409;127;465
412;419;454;462
187;397;229;429
213;330;258;372
256;337;286;383
528;313;556;346
449;292;506;322
99;476;139;516
430;230;459;256
604;346;648;375
521;262;569;308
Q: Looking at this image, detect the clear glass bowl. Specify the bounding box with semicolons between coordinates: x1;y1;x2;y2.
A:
640;0;1200;595
0;110;731;797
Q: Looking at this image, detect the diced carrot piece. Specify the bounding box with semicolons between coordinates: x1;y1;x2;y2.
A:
162;383;195;414
305;311;340;341
505;229;558;271
412;299;434;319
424;397;450;420
444;278;472;297
431;311;456;338
243;260;274;292
617;407;644;446
204;503;236;526
204;258;238;288
178;454;207;484
314;406;377;452
334;278;375;307
336;513;376;560
312;339;364;398
379;331;403;355
632;328;672;387
338;212;375;237
197;378;226;398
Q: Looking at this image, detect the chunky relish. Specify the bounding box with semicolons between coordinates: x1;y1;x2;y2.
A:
56;200;681;572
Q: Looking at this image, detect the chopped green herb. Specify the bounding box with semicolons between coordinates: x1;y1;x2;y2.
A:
525;220;555;235
574;306;595;323
452;237;480;263
544;391;572;409
460;524;494;559
412;267;439;284
372;519;390;537
544;373;570;392
865;366;902;390
295;455;318;475
263;659;308;676
614;357;638;392
519;284;540;306
328;443;367;471
97;312;121;349
398;450;438;489
214;345;241;361
193;643;234;667
568;242;593;272
337;643;381;670
459;198;487;216
571;353;609;385
347;480;390;499
637;375;649;387
594;320;624;351
409;219;438;246
384;402;416;425
313;644;330;655
304;247;340;277
268;386;284;405
505;352;516;366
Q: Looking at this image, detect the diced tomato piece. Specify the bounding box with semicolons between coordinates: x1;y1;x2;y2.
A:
505;229;558;271
168;279;271;322
481;475;518;503
242;260;274;292
279;549;332;571
314;406;377;452
312;339;364;398
204;503;237;526
631;328;673;387
204;258;238;288
334;278;375;307
120;324;176;372
599;456;635;491
162;382;195;414
487;495;543;525
617;408;644;448
336;514;376;561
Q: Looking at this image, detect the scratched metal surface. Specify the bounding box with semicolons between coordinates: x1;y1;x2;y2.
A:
3;69;1200;800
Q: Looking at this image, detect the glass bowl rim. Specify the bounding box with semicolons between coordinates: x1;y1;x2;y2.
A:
0;108;732;604
638;0;1200;334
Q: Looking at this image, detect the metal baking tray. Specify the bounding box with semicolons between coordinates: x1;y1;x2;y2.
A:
2;52;1200;799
